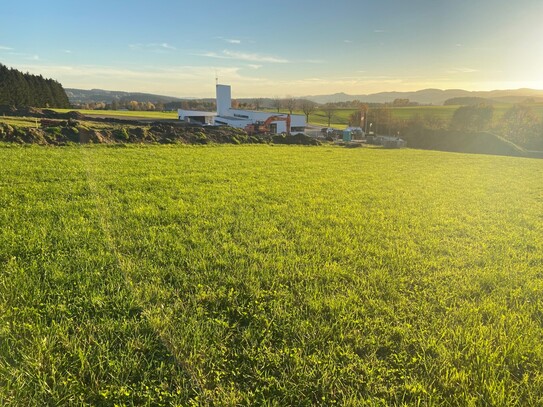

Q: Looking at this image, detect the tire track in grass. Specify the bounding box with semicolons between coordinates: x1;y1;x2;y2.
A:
79;146;206;402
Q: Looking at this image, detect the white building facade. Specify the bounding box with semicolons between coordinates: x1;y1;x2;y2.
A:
178;84;306;134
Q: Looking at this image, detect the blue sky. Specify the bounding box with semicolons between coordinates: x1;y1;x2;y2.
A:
1;0;542;97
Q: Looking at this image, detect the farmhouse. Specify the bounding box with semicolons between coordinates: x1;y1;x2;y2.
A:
178;84;306;134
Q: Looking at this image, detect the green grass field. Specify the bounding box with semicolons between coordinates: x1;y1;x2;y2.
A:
52;108;179;120
1;145;543;405
0;116;42;128
306;107;450;127
47;102;543;130
306;103;543;128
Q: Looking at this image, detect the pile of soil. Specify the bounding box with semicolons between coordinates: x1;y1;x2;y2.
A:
272;133;321;146
0;120;319;146
0;105;86;120
0;105;322;146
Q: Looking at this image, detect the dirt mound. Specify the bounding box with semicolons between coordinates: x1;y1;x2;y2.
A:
42;109;87;120
1;118;324;147
0;123;50;144
76;126;109;144
64;111;87;120
41;109;58;118
0;106;88;121
272;133;321;146
21;106;45;116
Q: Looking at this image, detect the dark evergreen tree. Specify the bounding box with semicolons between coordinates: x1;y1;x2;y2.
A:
0;63;70;108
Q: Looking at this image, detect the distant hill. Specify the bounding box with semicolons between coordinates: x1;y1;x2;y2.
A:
66;87;543;107
65;88;187;104
304;88;543;105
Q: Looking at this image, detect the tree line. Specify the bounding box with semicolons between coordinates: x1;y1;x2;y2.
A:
73;99;217;112
361;103;543;150
213;95;543;150
0;63;70;108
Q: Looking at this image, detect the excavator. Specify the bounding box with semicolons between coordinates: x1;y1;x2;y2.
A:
244;114;291;135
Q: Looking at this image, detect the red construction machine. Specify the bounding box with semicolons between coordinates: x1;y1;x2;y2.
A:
244;114;291;135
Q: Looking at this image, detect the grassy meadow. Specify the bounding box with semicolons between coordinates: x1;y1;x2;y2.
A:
307;103;543;128
46;101;543;130
52;109;179;120
307;106;459;128
0;116;43;128
1;145;543;405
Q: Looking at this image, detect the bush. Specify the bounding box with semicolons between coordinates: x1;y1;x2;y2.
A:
45;126;62;136
113;128;130;141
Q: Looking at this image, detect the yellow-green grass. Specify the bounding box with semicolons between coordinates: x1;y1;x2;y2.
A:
388;103;543;122
0;116;42;128
52;108;179;120
304;103;543;128
1;145;542;405
0;116;130;130
46;103;543;129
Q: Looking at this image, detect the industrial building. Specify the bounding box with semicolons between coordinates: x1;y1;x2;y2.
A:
178;84;306;134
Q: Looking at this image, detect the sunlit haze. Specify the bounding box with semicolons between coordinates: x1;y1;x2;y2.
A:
1;0;542;97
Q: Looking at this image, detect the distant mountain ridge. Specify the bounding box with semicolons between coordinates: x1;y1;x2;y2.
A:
303;88;543;105
66;87;543;106
65;88;186;104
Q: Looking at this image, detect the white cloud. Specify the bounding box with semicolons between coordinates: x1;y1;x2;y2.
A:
303;59;325;64
222;50;289;63
247;64;262;69
446;67;478;74
344;40;353;44
198;51;221;58
0;45;13;51
198;49;289;63
5;51;39;60
10;63;260;96
129;43;176;52
216;37;242;44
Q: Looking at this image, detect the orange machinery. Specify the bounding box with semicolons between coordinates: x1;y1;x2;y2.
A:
244;114;291;135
